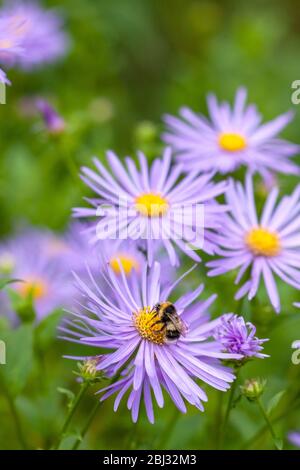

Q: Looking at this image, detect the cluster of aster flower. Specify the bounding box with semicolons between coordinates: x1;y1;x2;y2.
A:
58;86;300;423
0;0;68;84
3;85;300;423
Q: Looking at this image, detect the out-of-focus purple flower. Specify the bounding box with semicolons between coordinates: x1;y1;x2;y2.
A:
73;147;227;266
97;239;146;277
61;262;242;423
0;14;24;66
214;314;268;359
0;0;68;70
64;223;143;278
207;173;300;313
0;67;10;84
163;87;300;178
74;224;175;279
291;339;300;349
288;431;300;447
0;227;75;321
35;99;65;134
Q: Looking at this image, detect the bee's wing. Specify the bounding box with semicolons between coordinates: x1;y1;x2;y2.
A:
166;312;188;336
165;312;178;327
179;318;188;336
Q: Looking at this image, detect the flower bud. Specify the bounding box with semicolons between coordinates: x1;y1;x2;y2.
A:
77;356;102;383
35;99;65;135
240;378;266;402
135;121;158;144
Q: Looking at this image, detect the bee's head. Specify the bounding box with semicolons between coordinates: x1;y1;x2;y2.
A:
153;301;176;316
163;302;176;315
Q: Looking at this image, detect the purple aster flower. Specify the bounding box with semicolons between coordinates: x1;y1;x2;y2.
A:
61;262;241;423
288;431;300;447
163;87;300;178
35;99;65;134
66;221;144;276
71;222;176;281
97;239;147;277
0;14;24;66
206;173;300;313
46;222;164;287
74;147;227;266
63;222;143;276
0;67;10;84
0;0;68;70
214;314;268;359
0;226;75;321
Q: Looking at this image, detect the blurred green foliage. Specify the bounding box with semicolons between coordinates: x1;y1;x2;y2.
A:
0;0;300;450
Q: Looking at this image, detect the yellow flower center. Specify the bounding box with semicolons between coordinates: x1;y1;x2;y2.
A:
110;254;139;275
245;227;281;257
135;193;169;217
218;132;247;152
133;306;165;344
17;278;48;300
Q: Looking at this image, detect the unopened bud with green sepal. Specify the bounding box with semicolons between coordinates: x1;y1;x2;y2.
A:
240;378;266;402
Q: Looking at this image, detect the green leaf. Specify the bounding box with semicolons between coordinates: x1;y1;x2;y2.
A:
274;438;283;450
7;288;36;323
0;278;23;290
57;431;81;450
0;324;34;396
267;390;285;415
35;309;62;351
57;387;75;404
0;316;10;332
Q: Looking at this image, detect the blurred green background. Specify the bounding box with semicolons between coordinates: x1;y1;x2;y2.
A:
1;0;300;450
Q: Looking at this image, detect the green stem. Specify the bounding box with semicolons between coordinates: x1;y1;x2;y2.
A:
57;139;78;181
256;398;281;449
71;373;123;450
157;407;180;449
219;368;240;448
215;392;224;449
5;392;28;449
72;400;102;450
241;398;300;450
55;381;89;450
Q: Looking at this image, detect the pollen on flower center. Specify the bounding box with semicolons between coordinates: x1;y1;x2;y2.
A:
110;254;139;275
17;278;48;300
133;306;165;344
218;132;247;152
135;193;169;217
245;227;281;257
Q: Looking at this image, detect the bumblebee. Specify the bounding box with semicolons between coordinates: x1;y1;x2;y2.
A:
153;301;187;342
